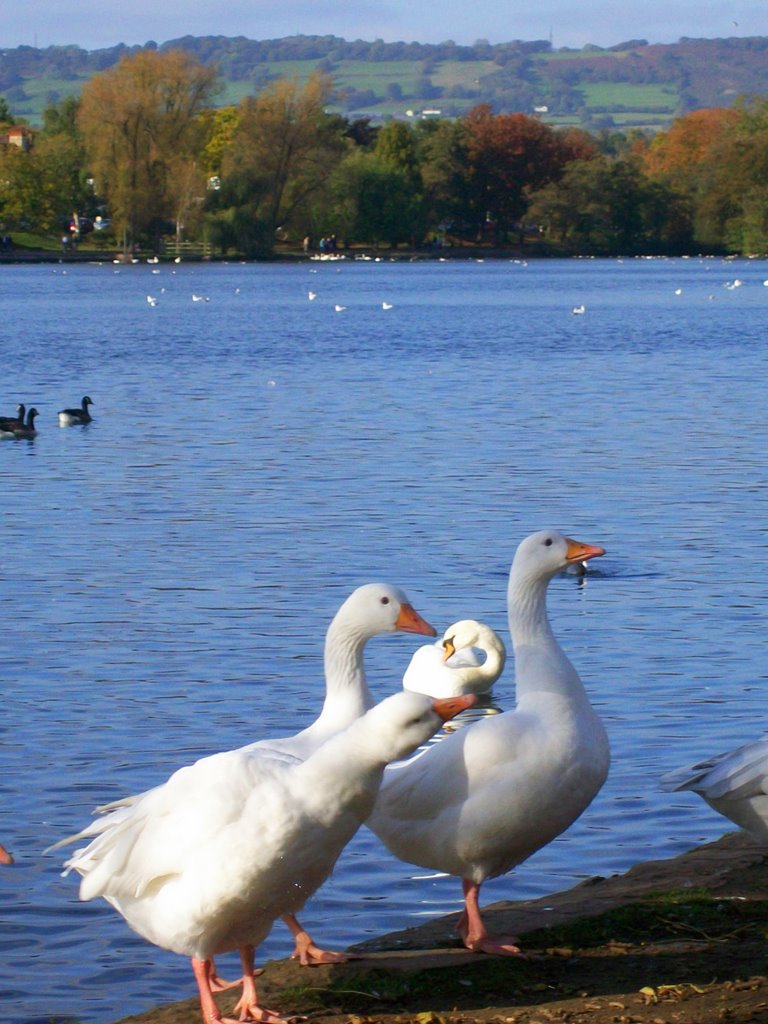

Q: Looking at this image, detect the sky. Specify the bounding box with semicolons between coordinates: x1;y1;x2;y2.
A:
5;0;767;52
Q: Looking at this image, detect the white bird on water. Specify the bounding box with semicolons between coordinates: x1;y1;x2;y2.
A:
67;583;436;971
49;691;474;1024
403;620;506;700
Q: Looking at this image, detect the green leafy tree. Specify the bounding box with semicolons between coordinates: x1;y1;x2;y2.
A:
328;149;425;247
40;95;80;139
709;97;768;252
374;121;422;189
415;118;473;236
0;117;92;234
36;96;95;226
526;155;693;255
0;96;15;127
204;167;272;256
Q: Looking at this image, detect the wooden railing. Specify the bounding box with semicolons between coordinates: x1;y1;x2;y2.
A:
159;239;213;259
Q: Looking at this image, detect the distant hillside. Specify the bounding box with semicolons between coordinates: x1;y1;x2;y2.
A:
3;33;768;131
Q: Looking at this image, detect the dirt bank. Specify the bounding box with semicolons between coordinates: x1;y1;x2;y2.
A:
117;832;768;1024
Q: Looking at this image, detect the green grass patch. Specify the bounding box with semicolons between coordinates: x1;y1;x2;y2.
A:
537;48;635;63
13;74;89;122
279;958;532;1014
8;230;63;251
577;81;678;110
7;229;115;253
523;890;767;950
218;58;441;111
432;60;497;88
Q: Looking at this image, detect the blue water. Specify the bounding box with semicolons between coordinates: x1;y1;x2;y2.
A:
0;255;766;1023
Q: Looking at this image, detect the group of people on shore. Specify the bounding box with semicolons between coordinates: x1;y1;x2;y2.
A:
303;232;338;255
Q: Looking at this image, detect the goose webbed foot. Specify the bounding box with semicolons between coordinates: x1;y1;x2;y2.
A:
457;880;526;958
283;913;351;966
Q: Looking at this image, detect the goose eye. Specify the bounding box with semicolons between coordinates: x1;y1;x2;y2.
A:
380;596;390;605
544;538;553;546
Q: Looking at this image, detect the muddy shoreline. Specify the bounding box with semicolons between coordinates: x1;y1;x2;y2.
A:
115;831;768;1024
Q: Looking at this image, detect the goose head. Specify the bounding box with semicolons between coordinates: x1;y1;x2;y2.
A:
361;690;477;765
441;620;506;665
511;530;605;586
17;408;39;435
331;583;436;642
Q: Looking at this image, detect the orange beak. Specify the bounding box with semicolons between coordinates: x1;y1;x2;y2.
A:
565;538;606;564
396;602;437;637
441;637;457;662
0;841;13;865
432;693;477;722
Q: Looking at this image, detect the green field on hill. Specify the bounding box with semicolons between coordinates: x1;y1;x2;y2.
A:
6;32;765;132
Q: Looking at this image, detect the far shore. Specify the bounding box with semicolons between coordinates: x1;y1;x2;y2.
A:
0;243;534;265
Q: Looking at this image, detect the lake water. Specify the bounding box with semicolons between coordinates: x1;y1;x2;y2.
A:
0;254;766;1024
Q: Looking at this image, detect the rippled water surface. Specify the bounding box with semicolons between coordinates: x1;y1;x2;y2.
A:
1;256;766;1023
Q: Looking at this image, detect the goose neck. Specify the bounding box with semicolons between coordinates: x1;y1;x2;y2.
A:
456;639;505;689
322;623;374;718
507;573;555;648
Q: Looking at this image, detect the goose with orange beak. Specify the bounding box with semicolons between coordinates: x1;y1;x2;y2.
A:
51;690;475;1024
368;530;609;957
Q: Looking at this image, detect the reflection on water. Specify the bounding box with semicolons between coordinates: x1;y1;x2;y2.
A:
0;256;766;1023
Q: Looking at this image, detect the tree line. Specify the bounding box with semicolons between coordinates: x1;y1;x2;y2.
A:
2;48;768;257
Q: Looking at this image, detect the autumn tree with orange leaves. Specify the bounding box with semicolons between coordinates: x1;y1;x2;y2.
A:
78;49;219;250
463;104;582;241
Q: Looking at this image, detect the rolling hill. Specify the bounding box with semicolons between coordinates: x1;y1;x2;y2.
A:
3;33;768;131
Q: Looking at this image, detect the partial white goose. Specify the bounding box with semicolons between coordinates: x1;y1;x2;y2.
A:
661;737;768;840
249;583;436;763
367;530;610;956
91;582;436;969
403;620;506;699
50;690;474;1024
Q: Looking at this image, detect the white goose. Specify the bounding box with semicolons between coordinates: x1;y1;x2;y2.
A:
249;581;436;964
87;583;436;969
403;620;506;699
51;690;475;1024
661;737;768;841
367;530;610;956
